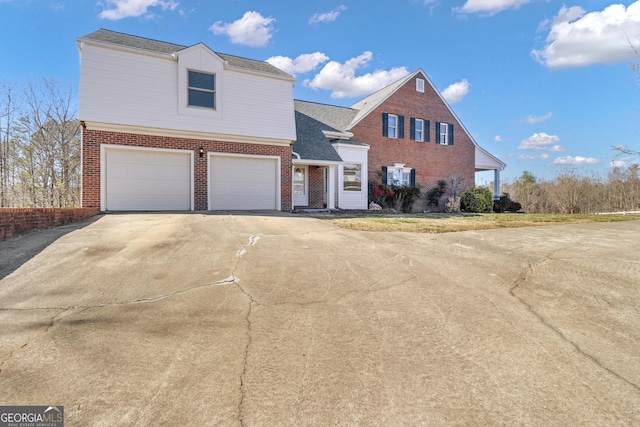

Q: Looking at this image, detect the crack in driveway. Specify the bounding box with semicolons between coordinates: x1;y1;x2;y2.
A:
0;307;74;375
0;232;262;400
510;255;640;394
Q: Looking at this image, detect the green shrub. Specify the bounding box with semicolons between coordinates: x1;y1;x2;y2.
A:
461;186;493;213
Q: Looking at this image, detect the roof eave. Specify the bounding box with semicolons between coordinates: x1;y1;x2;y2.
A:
77;37;176;60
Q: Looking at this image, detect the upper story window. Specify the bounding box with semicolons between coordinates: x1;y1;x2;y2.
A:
416;78;425;93
388;114;398;138
382;113;404;139
436;122;454;145
188;71;215;109
415;119;423;142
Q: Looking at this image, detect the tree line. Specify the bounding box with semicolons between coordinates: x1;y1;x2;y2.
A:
0;79;80;208
501;167;640;214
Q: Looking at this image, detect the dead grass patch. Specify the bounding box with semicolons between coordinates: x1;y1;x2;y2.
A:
309;212;640;233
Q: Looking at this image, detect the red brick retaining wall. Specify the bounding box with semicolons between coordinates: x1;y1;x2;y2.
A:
0;208;100;241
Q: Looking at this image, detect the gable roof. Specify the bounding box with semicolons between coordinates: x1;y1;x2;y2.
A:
293;111;343;162
294;100;358;132
78;29;292;79
347;69;506;170
348;71;417;129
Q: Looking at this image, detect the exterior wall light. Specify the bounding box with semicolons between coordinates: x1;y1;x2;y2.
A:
198;146;204;157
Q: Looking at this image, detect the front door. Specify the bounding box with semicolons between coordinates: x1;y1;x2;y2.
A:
293;165;308;207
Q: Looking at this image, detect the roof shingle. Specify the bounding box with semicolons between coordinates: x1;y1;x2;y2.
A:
79;29;292;79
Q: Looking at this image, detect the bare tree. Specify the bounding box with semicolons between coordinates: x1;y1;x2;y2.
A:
22;79;80;207
0;78;81;207
613;39;640;157
0;80;20;207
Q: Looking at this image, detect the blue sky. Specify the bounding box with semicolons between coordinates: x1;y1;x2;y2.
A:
1;0;639;184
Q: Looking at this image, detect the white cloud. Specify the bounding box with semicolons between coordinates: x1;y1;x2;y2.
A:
309;5;347;24
441;79;470;104
454;0;530;15
554;156;600;165
518;153;549;160
304;52;410;99
549;145;565;152
522;112;552;124
532;2;640;69
210;11;275;47
609;157;639;169
99;0;178;20
518;132;560;151
494;135;503;142
266;53;329;76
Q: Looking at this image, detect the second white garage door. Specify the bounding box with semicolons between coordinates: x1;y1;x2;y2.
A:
209;155;279;210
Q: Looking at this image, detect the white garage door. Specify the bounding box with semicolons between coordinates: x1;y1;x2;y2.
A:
209;155;278;210
105;148;192;211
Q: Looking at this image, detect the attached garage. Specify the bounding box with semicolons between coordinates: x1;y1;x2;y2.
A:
102;146;193;211
209;154;280;210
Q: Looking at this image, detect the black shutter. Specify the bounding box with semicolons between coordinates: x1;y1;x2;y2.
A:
398;115;405;139
449;123;454;145
382;113;388;137
435;122;441;144
410;118;416;140
410;169;416;186
381;166;388;185
425;120;431;142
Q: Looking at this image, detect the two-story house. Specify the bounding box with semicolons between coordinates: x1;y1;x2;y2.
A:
292;70;505;211
78;29;296;212
78;30;504;212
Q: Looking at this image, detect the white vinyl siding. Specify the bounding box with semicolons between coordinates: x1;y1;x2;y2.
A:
103;146;192;211
79;43;296;141
209;154;279;210
333;143;369;210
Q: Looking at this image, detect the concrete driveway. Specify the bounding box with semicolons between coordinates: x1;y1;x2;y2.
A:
1;213;639;426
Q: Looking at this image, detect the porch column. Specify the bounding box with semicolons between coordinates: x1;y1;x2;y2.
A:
326;165;336;209
493;169;501;200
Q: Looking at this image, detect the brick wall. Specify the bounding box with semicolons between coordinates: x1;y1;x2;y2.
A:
0;208;100;241
308;166;325;208
351;74;475;206
82;128;293;211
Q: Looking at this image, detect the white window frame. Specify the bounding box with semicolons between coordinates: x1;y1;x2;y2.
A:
439;122;449;145
416;78;425;93
187;70;216;110
386;163;413;186
343;163;362;191
415;119;424;142
388;114;398;139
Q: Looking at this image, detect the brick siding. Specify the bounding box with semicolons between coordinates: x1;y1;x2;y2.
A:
0;208;100;241
350;74;475;208
308;166;325;208
82;128;292;211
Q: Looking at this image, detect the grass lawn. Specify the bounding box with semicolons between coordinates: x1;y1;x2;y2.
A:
310;212;640;233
